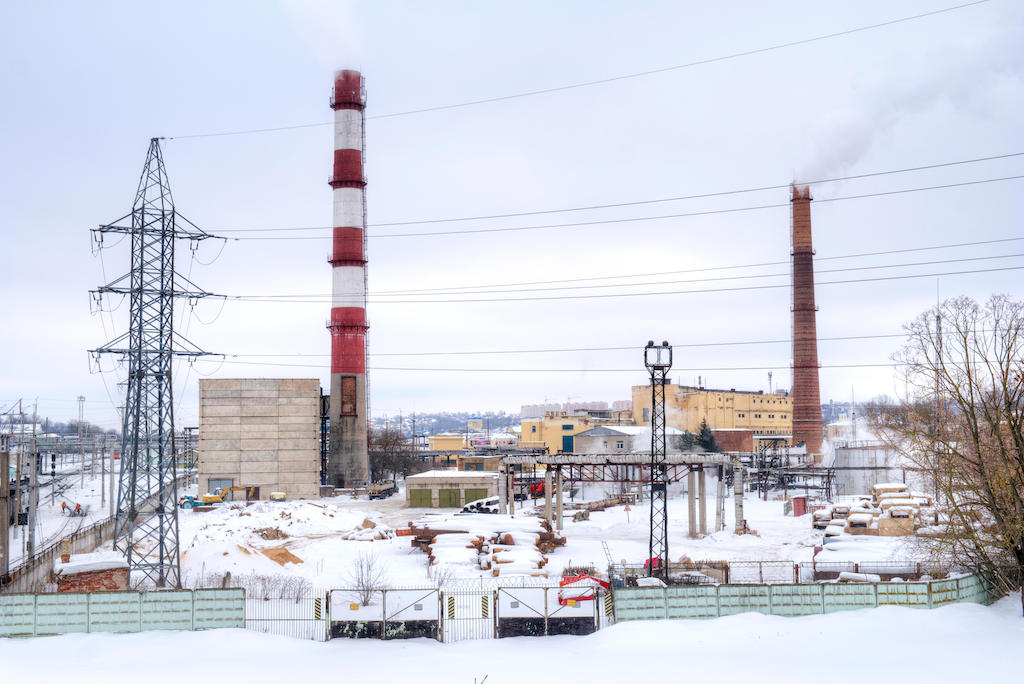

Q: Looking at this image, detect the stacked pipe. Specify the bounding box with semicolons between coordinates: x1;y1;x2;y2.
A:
327;69;370;487
790;185;824;459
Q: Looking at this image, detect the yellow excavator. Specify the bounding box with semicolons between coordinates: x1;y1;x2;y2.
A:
201;485;258;505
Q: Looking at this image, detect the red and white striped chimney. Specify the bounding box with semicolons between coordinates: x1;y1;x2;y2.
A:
327;69;369;487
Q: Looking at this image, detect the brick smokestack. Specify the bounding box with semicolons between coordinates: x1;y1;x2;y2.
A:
327;69;370;487
791;185;824;458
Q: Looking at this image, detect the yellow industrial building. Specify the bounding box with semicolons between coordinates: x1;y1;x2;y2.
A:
519;409;632;454
631;384;792;438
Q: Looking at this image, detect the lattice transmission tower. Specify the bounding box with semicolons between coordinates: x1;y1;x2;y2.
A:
90;138;217;587
644;340;672;579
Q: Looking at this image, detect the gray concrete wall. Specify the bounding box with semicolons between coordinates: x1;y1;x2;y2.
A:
198;378;320;500
327;373;369;488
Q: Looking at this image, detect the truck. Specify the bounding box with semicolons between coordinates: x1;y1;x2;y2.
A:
367;480;397;500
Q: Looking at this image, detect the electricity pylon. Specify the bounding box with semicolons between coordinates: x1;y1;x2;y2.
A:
90;138;216;587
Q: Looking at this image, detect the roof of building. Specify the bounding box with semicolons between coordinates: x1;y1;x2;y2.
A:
407;469;499;480
575;425;683;437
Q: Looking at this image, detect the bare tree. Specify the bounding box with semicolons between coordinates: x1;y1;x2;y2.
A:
870;295;1023;597
346;550;388;606
369;427;424;481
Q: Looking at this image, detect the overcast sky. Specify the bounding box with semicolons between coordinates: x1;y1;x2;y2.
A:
2;0;1022;431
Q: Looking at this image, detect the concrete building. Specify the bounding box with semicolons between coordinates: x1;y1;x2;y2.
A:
428;433;468;451
405;470;498;508
198;378;320;500
519;410;632;454
631;384;792;436
573;425;685;454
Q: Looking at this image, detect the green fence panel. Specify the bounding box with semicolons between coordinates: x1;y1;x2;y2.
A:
930;578;959;607
88;592;141;633
193;588;245;630
956;575;988;604
0;595;36;638
666;586;719;619
35;593;88;636
823;583;876;613
770;584;824;616
876;582;929;608
142;591;194;631
612;588;668;621
718;585;770;616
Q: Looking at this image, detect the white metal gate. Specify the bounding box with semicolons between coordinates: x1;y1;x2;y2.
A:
440;589;495;642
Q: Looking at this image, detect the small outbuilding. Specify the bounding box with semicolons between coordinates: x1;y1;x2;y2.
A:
405;470;498;508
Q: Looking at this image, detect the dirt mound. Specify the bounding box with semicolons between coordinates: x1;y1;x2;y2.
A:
254;527;289;540
262;546;304;566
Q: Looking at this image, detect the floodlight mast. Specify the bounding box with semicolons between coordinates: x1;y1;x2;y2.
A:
644;340;672;579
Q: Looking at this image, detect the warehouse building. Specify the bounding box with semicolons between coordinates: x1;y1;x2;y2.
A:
405;470;498;508
198;378;320;500
632;384;792;438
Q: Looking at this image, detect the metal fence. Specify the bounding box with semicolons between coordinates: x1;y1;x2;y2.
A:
613;574;994;621
612;560;958;586
0;588;244;638
245;591;329;642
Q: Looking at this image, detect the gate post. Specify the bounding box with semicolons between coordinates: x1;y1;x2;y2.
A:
382;589;387;639
543;587;549;635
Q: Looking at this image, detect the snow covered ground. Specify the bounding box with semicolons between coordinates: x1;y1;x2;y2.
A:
3;595;1020;683
136;478;919;590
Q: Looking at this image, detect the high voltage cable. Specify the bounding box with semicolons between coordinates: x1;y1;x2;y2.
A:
226;331;948;358
216;151;1023;232
167;0;990;140
229;265;1024;304
232;253;1024;299
369;236;1024;294
197;358;913;372
221;175;1024;240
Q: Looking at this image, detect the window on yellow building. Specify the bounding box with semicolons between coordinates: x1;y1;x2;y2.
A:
531;426;536;433
562;424;573;430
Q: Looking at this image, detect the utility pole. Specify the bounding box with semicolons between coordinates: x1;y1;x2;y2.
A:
1;434;10;576
14;399;23;543
78;396;85;488
27;399;39;559
90;138;218;588
644;340;672;579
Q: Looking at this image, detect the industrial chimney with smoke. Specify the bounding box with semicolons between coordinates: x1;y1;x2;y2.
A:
327;69;370;487
790;185;824;459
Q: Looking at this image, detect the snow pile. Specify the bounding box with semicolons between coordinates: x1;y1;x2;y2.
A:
413;514;563;579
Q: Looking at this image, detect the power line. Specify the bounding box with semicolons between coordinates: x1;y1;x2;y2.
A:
168;0;990;139
221;174;1024;239
217;151;1024;232
232;252;1024;299
226;331;943;358
229;264;1024;305
197;358;911;372
369;236;1024;294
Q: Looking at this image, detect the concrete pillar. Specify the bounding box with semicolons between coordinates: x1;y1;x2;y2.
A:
508;471;515;516
498;467;507;515
698;468;707;536
687;469;697;539
733;455;745;534
544;468;553;527
715;466;727;532
555;467;564;531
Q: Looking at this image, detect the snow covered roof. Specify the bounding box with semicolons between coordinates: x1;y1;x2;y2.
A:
54;550;128;576
575;425;682;437
407;469;499;480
